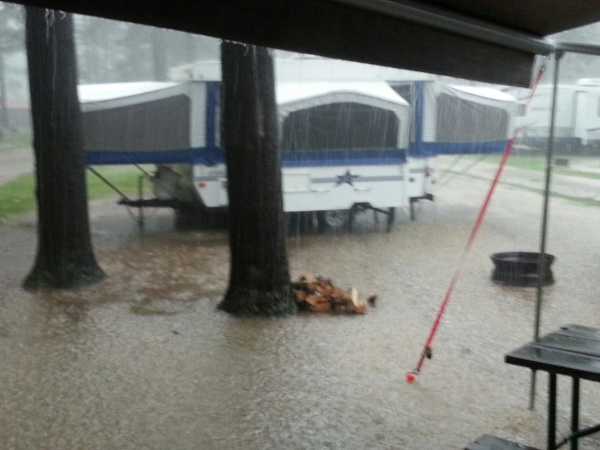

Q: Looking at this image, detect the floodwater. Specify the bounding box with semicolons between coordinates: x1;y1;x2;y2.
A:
2;160;600;449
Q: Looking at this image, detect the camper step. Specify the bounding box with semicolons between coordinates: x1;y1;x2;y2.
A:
118;198;180;209
464;434;539;450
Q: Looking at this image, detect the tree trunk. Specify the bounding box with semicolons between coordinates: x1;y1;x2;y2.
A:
23;8;106;290
218;42;296;317
0;50;7;132
151;27;168;81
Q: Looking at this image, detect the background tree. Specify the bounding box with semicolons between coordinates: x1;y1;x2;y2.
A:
74;17;220;83
218;42;296;317
151;27;168;81
551;23;600;83
23;7;105;290
0;2;24;133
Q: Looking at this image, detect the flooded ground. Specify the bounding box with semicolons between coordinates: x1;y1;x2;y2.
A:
2;158;600;449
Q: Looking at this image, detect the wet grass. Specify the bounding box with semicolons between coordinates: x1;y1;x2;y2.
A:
453;170;600;208
0;167;148;223
469;153;600;180
0;132;33;151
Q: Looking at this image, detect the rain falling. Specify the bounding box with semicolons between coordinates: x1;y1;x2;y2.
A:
2;4;600;449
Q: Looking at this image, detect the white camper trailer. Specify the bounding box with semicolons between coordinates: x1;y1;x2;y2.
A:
172;57;517;158
81;58;516;229
81;79;427;229
390;81;518;157
192;82;417;224
513;79;600;152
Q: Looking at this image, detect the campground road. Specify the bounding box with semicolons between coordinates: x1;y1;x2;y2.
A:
0;147;34;186
437;155;600;202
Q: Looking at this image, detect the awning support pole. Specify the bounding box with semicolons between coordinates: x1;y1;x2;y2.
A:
529;50;563;411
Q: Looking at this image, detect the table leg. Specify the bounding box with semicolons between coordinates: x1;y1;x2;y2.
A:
571;377;579;450
549;372;557;450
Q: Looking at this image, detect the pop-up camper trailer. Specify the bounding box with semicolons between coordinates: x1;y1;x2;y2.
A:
81;58;516;228
513;78;600;153
171;56;517;160
81;79;424;229
390;81;518;157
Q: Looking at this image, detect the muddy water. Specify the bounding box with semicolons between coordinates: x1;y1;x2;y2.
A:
2;171;600;449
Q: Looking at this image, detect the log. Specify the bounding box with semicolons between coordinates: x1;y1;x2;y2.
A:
292;274;374;314
347;287;367;314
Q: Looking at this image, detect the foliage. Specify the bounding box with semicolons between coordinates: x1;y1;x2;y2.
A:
74;15;219;83
469;154;600;181
0;2;24;54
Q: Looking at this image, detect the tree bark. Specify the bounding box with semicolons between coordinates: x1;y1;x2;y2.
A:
218;42;296;316
0;51;7;132
23;8;106;290
151;27;168;81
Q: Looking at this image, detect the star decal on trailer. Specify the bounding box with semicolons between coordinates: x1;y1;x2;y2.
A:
336;170;359;186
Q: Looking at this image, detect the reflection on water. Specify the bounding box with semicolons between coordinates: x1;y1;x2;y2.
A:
2;179;600;449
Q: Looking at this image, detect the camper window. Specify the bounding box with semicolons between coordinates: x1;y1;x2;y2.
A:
281;102;399;152
436;94;509;143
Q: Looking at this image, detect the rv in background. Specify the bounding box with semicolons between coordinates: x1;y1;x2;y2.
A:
81;58;517;229
513;78;600;153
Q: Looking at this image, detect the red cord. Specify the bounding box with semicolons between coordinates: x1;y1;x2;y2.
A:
409;65;547;379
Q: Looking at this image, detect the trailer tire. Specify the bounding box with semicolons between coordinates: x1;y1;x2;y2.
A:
174;203;204;229
317;209;352;231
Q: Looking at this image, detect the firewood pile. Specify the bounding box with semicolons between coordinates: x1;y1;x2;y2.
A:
292;274;377;314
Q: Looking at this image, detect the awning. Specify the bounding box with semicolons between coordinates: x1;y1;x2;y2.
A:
11;0;600;86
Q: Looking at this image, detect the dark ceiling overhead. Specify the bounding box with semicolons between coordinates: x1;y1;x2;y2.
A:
9;0;600;87
421;0;600;36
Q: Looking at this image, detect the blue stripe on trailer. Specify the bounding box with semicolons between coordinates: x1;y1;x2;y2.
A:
281;148;407;167
85;148;208;165
413;81;425;157
410;139;509;157
205;82;219;148
312;175;404;184
191;145;224;166
86;146;409;167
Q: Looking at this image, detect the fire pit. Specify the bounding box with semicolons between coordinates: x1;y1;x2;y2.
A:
490;251;555;287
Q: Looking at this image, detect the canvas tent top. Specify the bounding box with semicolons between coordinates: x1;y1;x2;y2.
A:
276;82;409;112
445;85;516;104
12;0;600;87
81;80;412;163
78;82;186;111
79;82;181;103
277;82;410;150
169;57;437;84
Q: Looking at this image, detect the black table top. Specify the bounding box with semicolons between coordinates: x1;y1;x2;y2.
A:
505;324;600;382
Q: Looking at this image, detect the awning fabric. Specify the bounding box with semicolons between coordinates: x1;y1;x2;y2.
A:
11;0;600;86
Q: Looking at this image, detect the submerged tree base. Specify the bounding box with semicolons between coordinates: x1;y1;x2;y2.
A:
218;288;297;317
23;266;106;291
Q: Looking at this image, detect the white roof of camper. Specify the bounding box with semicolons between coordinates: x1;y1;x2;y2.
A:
448;85;516;103
169;57;435;83
276;82;409;117
78;82;188;111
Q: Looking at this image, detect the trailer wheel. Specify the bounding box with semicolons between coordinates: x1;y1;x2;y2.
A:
175;202;206;229
317;209;352;231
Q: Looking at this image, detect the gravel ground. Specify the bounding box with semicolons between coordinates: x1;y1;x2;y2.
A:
1;153;600;449
0;147;34;185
